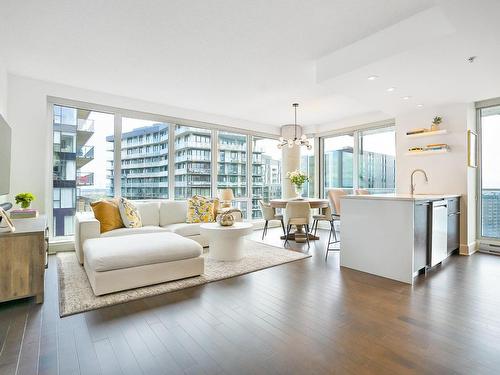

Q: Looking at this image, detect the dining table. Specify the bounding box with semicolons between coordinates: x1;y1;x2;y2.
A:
269;198;329;243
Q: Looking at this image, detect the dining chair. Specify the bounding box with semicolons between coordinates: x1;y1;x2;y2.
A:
259;200;285;239
284;201;311;248
355;189;370;195
325;189;347;260
311;205;332;237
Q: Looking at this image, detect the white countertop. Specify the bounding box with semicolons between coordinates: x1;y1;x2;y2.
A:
342;193;461;201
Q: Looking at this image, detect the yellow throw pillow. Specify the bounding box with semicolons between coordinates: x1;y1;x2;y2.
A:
90;199;124;233
186;195;215;223
118;197;143;228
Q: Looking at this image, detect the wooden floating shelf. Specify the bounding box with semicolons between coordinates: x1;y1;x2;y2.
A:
405;148;449;156
406;129;448;138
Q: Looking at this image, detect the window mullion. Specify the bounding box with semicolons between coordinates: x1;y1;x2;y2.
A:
113;114;122;198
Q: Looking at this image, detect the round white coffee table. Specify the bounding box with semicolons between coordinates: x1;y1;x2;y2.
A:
200;222;253;261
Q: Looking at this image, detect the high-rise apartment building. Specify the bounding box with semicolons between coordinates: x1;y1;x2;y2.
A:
482;190;500;237
52;105;96;237
107;124;169;199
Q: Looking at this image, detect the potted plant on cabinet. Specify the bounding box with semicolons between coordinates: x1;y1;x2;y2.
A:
15;192;36;209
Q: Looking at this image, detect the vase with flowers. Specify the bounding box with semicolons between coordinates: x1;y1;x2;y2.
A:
287;170;310;200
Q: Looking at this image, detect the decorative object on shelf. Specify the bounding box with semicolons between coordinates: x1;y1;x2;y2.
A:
406;128;427;135
407;143;449;154
15;192;36;209
431;116;442;131
10;208;39;219
217;208;242;226
0;202;12;225
0;207;15;232
219;188;234;208
277;103;312;150
468;129;478;168
287;170;310;200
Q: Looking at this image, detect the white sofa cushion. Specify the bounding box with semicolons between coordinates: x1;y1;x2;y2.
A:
101;225;167;238
160;200;188;226
84;232;203;272
162;222;203;237
136;201;160;226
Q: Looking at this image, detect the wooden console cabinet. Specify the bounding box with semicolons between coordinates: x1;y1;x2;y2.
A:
0;215;48;304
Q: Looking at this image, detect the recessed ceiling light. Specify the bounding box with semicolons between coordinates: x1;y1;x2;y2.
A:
367;75;379;81
417;104;424;108
402;96;411;100
386;87;395;92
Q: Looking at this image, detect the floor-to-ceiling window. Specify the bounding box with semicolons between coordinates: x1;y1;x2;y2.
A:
323;134;354;196
119;118;169;200
300;138;315;198
321;124;395;197
51;101;282;240
174;125;212;199
251;137;282;219
358;127;396;193
217;131;248;218
479;105;500;239
52;105;114;238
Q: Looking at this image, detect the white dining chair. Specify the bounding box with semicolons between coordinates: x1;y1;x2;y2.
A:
326;189;346;260
284;201;311;248
259;200;285;239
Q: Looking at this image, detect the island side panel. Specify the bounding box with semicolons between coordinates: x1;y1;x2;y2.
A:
340;198;415;284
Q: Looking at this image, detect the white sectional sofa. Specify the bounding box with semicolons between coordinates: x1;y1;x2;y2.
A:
74;199;240;265
83;232;204;295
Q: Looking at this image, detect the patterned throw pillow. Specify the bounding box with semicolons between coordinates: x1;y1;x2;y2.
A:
118;197;142;228
186;195;216;223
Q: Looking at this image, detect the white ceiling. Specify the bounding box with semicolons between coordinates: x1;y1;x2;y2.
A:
1;0;500;130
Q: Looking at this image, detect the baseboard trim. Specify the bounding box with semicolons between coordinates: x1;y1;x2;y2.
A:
459;241;478;256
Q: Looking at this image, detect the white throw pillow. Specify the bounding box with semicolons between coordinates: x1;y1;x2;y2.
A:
118;197;142;228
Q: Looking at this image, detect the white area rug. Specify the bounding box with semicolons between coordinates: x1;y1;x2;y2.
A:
57;239;310;317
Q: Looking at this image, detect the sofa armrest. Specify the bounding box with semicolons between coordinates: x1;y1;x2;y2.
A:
74;212;100;265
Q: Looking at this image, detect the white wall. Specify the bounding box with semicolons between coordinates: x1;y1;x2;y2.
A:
6;74;280;214
395;103;476;254
0;56;7;119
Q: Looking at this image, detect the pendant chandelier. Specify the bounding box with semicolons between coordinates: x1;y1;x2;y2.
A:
277;103;312;150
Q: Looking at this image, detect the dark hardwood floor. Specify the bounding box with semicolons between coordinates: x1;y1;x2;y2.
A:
1;227;500;374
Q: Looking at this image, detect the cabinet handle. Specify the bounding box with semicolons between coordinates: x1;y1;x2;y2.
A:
448;212;460;216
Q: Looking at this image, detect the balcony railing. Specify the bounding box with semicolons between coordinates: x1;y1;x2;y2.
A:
77;146;94;159
174;181;211;187
77;118;95;133
121;182;168;188
175;155;211;163
76;172;94;186
123;171;168;178
121;160;168;169
121;149;168;159
175;141;211;150
122;136;168;149
175;126;211;136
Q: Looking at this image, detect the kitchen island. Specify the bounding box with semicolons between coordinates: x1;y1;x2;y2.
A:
340;194;460;284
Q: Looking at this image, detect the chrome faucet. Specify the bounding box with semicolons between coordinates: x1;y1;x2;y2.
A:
410;169;428;195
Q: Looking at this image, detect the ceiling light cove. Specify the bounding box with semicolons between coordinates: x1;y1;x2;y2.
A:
402;96;411;100
367;75;379;81
386;87;395;92
417;104;424;108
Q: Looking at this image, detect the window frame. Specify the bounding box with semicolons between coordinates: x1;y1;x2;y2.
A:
47;97;281;241
318;120;396;198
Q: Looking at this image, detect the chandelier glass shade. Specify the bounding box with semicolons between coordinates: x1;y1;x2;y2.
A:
277;103;312;150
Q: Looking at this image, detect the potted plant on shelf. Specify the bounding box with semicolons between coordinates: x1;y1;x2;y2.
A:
287;170;309;200
431;116;442;131
15;192;36;210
